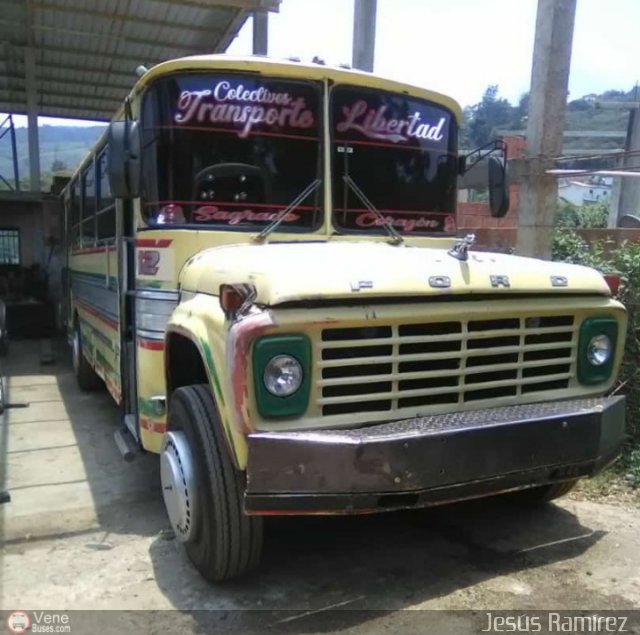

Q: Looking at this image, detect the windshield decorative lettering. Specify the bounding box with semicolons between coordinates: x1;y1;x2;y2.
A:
142;74;322;231
173;80;317;139
332;85;457;235
336;100;447;145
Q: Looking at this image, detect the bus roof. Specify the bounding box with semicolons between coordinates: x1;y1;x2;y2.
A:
64;55;463;188
133;55;463;123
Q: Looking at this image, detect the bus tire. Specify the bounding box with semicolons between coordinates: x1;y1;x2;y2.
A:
504;479;578;505
163;384;263;582
72;319;100;391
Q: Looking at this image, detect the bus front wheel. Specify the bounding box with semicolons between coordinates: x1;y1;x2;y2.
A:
162;384;263;582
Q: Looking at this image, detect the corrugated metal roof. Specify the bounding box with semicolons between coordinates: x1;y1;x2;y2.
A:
0;0;280;120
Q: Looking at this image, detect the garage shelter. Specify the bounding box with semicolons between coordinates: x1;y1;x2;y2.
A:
0;0;280;190
0;0;279;335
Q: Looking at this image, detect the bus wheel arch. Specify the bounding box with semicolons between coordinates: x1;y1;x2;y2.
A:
165;330;243;467
165;332;209;397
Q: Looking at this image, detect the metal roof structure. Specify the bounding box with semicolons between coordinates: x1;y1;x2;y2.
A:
0;0;280;121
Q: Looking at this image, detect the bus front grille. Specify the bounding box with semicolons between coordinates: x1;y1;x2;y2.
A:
318;315;576;417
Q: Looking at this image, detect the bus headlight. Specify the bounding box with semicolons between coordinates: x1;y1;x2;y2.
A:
253;335;311;417
587;334;612;366
263;355;303;396
578;317;618;385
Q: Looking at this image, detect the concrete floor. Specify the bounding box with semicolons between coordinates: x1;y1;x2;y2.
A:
0;339;158;544
1;340;639;633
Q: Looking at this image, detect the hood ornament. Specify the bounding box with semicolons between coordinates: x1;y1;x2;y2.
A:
448;233;476;262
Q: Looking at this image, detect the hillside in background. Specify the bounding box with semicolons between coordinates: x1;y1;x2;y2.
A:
563;88;639;152
0;124;105;189
462;85;639;152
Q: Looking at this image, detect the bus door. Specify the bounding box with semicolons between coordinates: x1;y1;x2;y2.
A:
118;197;139;441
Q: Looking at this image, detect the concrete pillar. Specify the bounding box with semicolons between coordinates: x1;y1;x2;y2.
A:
516;0;576;259
25;47;41;192
609;174;622;228
252;10;268;56
352;0;377;72
614;107;640;224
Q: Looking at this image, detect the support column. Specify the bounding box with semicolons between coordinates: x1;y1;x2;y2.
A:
25;46;41;192
516;0;576;259
614;107;640;224
9;115;20;191
352;0;377;72
252;10;268;56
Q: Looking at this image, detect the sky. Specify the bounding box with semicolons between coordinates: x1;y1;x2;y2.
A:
226;0;640;106
6;0;640;127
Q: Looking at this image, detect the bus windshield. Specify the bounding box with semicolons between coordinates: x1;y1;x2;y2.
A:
141;74;323;231
331;85;458;236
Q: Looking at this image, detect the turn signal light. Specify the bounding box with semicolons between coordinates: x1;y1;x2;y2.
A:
603;274;621;296
220;284;245;314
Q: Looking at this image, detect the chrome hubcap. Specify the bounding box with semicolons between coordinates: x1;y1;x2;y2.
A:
160;431;198;542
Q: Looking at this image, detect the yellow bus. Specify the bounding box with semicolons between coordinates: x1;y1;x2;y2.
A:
64;55;627;582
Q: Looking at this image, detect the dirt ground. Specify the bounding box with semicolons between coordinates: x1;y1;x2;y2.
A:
1;341;639;633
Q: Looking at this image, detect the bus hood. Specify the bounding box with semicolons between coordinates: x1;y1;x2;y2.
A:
178;241;611;305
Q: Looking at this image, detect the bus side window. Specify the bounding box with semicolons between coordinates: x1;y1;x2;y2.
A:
81;161;96;247
97;150;116;242
70;181;81;249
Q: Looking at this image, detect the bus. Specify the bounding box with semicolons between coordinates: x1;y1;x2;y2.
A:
63;55;627;582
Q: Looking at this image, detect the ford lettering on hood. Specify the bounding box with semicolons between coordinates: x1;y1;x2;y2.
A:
178;241;611;305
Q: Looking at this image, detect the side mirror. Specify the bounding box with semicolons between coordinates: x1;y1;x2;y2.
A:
107;120;141;198
488;155;509;218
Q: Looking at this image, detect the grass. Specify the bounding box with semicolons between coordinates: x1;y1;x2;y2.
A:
571;459;640;506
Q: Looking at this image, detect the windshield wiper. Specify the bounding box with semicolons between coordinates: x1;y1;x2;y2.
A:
254;179;322;242
342;175;404;245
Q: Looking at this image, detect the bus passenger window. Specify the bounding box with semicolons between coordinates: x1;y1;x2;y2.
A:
81;164;96;246
97;151;116;242
70;182;81;248
82;163;96;220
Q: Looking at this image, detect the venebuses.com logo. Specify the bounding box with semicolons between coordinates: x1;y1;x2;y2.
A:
6;611;71;633
7;612;30;634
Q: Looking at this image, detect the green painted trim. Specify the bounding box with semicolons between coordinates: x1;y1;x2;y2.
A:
577;317;618;385
136;279;164;289
95;349;114;374
253;335;311;418
70;269;118;289
138;397;165;418
198;337;237;465
201;339;225;407
167;325;236;464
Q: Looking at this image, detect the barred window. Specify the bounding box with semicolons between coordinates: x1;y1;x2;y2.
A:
0;228;20;265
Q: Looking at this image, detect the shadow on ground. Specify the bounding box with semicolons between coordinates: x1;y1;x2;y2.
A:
1;338;161;545
149;490;607;632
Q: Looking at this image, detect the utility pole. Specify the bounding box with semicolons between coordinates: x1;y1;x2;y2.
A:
611;105;640;225
25;0;41;191
352;0;377;72
252;10;268;56
516;0;576;259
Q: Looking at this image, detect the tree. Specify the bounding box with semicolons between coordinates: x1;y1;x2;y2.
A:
51;159;68;172
463;85;514;148
511;92;529;129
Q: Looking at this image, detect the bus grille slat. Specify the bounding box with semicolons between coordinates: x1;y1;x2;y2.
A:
318;315;576;417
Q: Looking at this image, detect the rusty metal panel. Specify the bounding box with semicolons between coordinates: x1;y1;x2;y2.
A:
246;396;625;498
